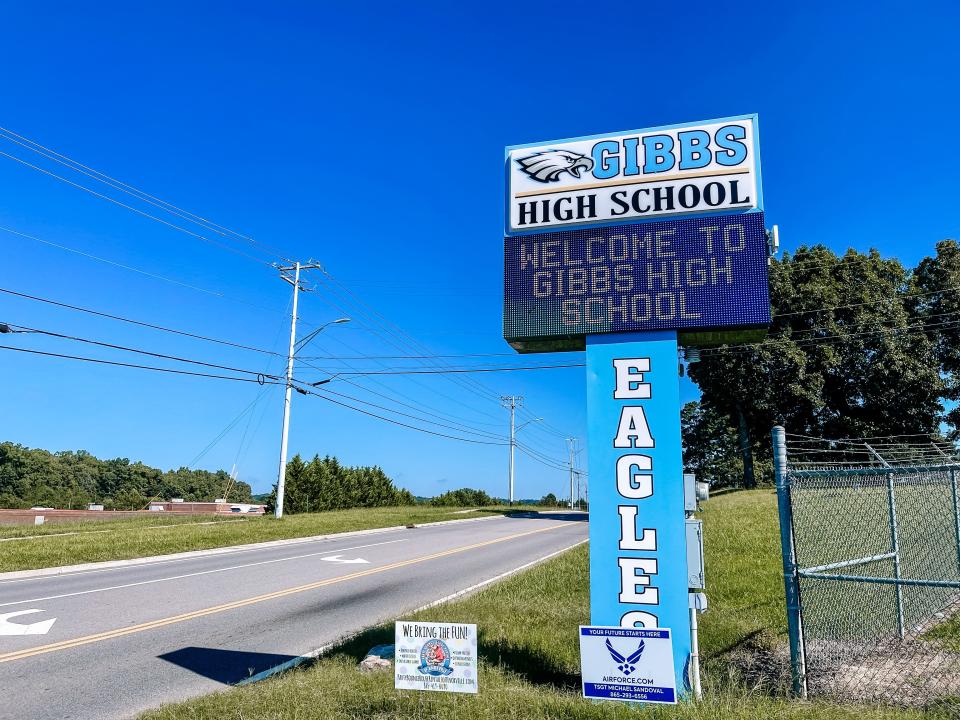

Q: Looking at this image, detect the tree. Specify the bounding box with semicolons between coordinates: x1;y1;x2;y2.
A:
264;454;415;514
430;488;494;507
687;246;944;487
908;239;960;433
0;442;254;508
539;492;559;507
109;487;148;511
681;401;742;489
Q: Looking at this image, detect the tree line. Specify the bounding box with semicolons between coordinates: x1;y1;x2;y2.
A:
429;488;493;507
264;454;415;513
0;442;253;510
684;239;960;489
0;443;534;515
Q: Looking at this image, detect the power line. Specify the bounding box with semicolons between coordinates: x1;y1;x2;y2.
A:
311;374;510;440
0;226;294;319
0;130;580;465
298;351;558;361
0;149;277;266
0;226;228;298
0;287;286;358
699;313;960;357
304;383;509;443
187;388;273;468
318;271;559;411
308;269;581;455
772;283;960;319
0;127;292;260
304;356;571;463
294;383;509;446
515;442;572;472
786;431;953;443
301;280;514;425
299;351;571;459
0;344;279;384
771;250;908;274
3;321;285;380
308;363;585;377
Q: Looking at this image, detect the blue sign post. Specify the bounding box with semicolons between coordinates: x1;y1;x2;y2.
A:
586;330;690;690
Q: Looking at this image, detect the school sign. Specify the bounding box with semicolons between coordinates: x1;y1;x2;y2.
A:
503;115;771;701
505;116;761;234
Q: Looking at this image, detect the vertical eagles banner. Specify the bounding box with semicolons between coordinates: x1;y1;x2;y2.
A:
585;330;690;689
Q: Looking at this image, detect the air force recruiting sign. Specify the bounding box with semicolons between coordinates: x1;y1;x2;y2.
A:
579;627;677;703
506;115;761;234
394;621;478;694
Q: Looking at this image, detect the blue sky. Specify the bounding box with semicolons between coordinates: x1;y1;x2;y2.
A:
1;1;957;499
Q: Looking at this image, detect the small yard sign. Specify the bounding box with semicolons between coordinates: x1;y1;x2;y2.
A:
579;626;677;703
394;621;478;694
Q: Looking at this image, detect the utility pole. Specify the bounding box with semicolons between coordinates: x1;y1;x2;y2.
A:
500;396;522;505
275;261;321;520
567;437;576;509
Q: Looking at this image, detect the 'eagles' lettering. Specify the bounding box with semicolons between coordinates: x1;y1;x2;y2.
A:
616;454;653;499
613;407;654;448
618;558;659;604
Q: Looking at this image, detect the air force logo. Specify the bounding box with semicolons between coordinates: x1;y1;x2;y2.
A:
605;638;645;676
516;149;594;183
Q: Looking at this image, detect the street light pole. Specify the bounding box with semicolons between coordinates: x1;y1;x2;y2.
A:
500;396;523;505
274;261;347;520
275;262;302;520
502;396;520;505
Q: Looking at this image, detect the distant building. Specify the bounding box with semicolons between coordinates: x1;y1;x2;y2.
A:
147;501;265;515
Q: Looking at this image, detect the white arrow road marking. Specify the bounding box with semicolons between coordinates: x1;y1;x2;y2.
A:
0;609;57;636
320;555;369;564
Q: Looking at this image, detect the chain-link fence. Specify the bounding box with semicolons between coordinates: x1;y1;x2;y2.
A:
773;427;960;707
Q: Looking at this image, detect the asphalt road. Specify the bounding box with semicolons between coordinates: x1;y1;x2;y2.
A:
0;512;587;720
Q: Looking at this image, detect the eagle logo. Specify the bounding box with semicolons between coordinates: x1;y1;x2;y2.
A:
605;638;645;676
516;149;594;183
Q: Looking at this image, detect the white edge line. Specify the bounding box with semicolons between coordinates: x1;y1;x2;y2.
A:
0;513;512;583
0;538;407;608
235;538;589;687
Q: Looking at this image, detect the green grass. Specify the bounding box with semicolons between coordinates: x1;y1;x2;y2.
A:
0;506;509;573
789;482;960;644
0;513;250;540
139;490;951;720
924;613;960;652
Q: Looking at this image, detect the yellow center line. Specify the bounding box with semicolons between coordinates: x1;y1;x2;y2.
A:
0;523;571;664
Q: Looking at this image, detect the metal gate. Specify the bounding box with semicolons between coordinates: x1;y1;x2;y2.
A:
773;426;960;706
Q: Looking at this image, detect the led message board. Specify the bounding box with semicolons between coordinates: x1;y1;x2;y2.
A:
505;115;761;235
504;212;771;352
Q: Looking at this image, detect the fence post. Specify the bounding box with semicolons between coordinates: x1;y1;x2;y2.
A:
886;473;906;639
952;469;960;576
772;425;807;698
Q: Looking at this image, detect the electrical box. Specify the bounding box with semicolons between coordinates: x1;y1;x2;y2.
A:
696;480;710;503
686;518;705;589
689;591;708;612
683;473;698;512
